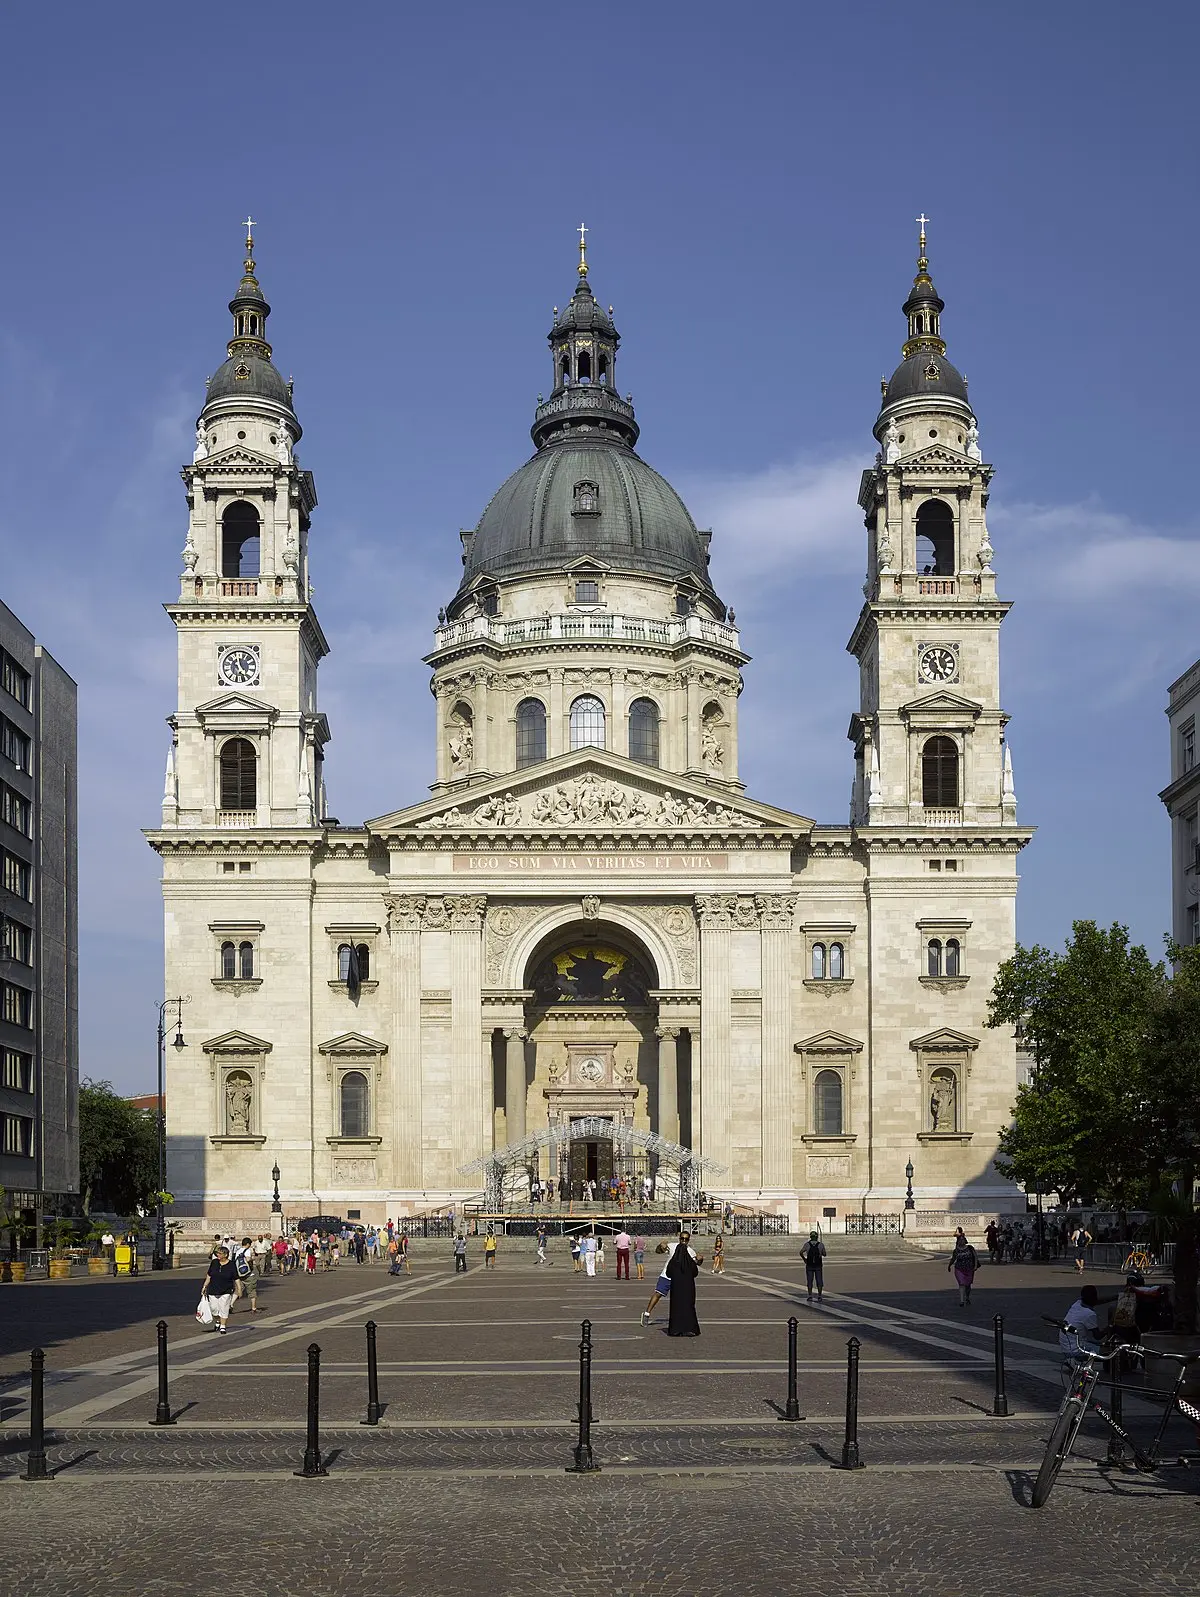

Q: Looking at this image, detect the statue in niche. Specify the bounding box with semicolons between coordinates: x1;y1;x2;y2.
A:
701;719;725;772
448;719;473;773
225;1072;253;1136
965;419;982;462
929;1071;957;1132
276;425;291;465
193;423;208;463
884;418;901;464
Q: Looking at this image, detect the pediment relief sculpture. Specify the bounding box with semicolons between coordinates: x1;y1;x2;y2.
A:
416;770;762;832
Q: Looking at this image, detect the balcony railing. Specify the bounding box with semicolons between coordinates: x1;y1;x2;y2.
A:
220;580;259;597
918;578;956;596
922;807;963;826
217;810;258;827
433;611;740;653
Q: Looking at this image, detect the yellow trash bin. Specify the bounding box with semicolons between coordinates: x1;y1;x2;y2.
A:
114;1243;132;1275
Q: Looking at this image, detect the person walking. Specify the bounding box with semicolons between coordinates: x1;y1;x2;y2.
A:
234;1237;260;1314
570;1234;582;1272
484;1230;498;1269
304;1237;318;1275
985;1220;1000;1264
536;1224;548;1266
398;1229;411;1274
583;1233;597;1276
711;1233;725;1276
801;1231;826;1303
949;1229;978;1306
453;1232;468;1273
201;1246;238;1334
272;1234;289;1274
353;1229;366;1264
665;1233;703;1337
595;1235;606;1273
614;1228;631;1280
1072;1224;1093;1274
640;1235;699;1326
633;1234;646;1280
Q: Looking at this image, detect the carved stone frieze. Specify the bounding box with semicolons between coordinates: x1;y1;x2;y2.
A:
484;903;538;984
581;895;601;920
644;902;697;984
417;771;761;832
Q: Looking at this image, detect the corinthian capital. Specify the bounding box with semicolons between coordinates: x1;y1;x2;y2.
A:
695;893;738;929
755;892;798;930
446;893;488;930
385;894;426;932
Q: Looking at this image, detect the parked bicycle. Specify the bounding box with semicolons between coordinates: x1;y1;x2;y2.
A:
1032;1316;1200;1508
1122;1246;1156;1274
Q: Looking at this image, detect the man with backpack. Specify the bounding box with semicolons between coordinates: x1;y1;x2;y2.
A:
233;1236;260;1314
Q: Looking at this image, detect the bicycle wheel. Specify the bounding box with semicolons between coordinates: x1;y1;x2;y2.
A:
1032;1395;1084;1508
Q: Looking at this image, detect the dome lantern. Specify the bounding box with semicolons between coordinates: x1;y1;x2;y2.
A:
201;219;299;428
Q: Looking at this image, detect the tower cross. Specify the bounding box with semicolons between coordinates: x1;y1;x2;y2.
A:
578;221;588;275
244;215;256;247
915;212;929;242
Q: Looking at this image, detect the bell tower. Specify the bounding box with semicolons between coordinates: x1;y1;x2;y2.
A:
162;222;330;830
848;220;1016;830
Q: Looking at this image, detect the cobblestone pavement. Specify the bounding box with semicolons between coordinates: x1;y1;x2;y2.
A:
1;1470;1196;1597
2;1248;1195;1592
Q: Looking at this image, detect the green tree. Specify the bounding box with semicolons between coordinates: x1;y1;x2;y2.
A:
78;1079;158;1216
987;922;1166;1206
1141;944;1200;1331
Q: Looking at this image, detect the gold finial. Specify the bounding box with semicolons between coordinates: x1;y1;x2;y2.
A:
243;214;257;274
578;220;589;278
915;212;929;273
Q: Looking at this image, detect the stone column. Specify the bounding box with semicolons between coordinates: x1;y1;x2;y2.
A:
434;687;449;785
386;895;425;1190
474;670;491;774
655;1026;680;1144
757;893;797;1190
447;895;487;1173
685;670;703;772
549;668;565;759
696;895;735;1173
504;1028;527;1145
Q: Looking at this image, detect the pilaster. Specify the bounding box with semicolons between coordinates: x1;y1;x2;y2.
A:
447;894;487;1173
758;892;797;1188
696;894;734;1173
385;894;425;1188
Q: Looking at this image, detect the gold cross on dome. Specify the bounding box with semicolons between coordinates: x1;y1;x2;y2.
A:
578;221;589;275
243;215;256;249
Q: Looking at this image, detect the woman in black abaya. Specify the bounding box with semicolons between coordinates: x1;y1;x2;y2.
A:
665;1233;702;1337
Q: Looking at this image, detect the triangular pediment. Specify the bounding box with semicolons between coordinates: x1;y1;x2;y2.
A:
899;689;981;718
318;1031;389;1056
909;1027;980;1052
897;444;971;471
794;1030;864;1054
202;1029;273;1054
195;691;278;717
199;443;279;470
368;749;812;838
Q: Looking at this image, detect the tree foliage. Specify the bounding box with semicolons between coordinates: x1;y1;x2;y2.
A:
78;1079;158;1216
988;923;1200;1330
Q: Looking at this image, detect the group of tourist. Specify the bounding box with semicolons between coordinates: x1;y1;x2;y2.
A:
524;1173;657;1206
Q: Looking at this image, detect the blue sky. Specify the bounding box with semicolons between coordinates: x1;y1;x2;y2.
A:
1;3;1197;1091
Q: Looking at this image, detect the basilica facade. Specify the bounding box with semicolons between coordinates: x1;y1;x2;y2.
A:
148;224;1031;1228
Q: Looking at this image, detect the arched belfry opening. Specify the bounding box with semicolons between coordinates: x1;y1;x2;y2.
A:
484;921;697;1204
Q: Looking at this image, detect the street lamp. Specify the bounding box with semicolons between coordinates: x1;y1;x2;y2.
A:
904;1159;916;1211
152;997;187;1271
271;1162;282;1214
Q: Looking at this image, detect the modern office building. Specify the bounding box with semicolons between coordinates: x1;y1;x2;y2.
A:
1160;657;1200;948
0;598;78;1224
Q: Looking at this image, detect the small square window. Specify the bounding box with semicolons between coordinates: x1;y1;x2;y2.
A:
574;579;599;605
222;862;236;874
928;859;941;871
347;1208;361;1220
239;862;252;873
945;859;958;872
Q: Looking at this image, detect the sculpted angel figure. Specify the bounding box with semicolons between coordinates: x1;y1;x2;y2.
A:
701;724;725;771
226;1079;252;1135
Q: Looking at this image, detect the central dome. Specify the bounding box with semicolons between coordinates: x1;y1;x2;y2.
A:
460;436;715;594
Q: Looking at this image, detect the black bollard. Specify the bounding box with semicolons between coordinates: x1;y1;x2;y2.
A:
833;1336;865;1470
21;1347;49;1482
575;1318;594;1424
567;1320;600;1473
1106;1356;1127;1465
779;1316;805;1421
149;1320;176;1427
991;1314;1010;1417
295;1342;328;1477
362;1320;381;1426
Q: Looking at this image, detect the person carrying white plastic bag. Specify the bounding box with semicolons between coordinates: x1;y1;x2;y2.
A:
195;1293;214;1328
199;1245;239;1334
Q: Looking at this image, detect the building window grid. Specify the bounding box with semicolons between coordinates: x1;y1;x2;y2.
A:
627;698;660;766
1;717;31;771
515;698;547;768
1;980;33;1028
2;919;32;965
337;943;371;982
813;1069;844;1136
1188;904;1200;947
2;1113;32;1156
1;783;32;837
1;652;31;710
2;852;32;900
340;1070;370;1138
922;735;959;808
1183;723;1196;774
2;1048;32;1092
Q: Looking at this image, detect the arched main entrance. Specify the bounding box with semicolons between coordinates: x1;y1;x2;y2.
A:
485;918;697;1189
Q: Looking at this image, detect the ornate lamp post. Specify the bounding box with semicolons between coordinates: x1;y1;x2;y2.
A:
152;997;187;1271
271;1162;282;1214
904;1159;916;1211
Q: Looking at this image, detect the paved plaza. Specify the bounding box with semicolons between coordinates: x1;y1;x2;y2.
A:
1;1238;1196;1595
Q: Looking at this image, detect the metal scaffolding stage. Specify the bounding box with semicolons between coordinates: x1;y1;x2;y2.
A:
459;1117;726;1213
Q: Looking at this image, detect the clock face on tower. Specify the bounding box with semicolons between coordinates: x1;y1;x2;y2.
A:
917;645;958;684
218;647;260;687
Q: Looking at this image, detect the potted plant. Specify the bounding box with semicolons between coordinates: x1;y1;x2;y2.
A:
49;1220;76;1279
87;1221;114;1275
